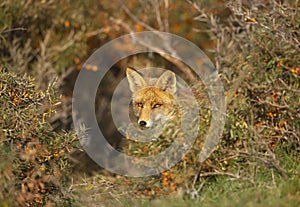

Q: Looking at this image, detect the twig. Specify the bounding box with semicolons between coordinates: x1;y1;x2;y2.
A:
255;98;290;109
0;27;27;34
238;151;287;178
152;0;164;31
163;0;169;32
200;171;255;184
117;0;156;31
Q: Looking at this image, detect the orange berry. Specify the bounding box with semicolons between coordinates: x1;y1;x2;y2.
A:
64;20;70;28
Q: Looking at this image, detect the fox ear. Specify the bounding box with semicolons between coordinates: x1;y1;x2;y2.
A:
155;70;176;94
126;67;147;92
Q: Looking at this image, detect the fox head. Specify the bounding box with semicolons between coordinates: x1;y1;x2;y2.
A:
126;67;178;128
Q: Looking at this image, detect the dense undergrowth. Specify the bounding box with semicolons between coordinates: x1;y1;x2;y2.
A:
0;0;299;206
0;69;78;206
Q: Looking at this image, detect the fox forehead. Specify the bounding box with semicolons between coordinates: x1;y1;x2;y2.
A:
132;87;175;104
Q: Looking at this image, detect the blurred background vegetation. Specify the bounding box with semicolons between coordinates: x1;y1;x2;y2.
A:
0;0;299;206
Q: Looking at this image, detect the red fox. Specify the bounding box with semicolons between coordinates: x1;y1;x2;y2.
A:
126;67;179;128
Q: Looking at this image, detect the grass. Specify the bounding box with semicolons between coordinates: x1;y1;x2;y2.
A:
140;178;299;207
69;167;299;207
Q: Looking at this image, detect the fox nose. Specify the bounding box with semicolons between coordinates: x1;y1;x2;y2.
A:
138;120;147;127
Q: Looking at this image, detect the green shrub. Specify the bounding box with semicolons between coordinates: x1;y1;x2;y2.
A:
0;68;78;206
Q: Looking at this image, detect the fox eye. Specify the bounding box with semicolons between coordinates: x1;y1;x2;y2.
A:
153;104;162;108
137;102;143;108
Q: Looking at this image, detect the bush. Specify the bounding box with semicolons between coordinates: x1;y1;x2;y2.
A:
0;68;77;206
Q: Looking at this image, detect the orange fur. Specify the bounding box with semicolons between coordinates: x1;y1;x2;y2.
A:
126;67;178;128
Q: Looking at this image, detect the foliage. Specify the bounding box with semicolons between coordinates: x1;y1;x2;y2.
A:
0;0;299;206
0;68;78;206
